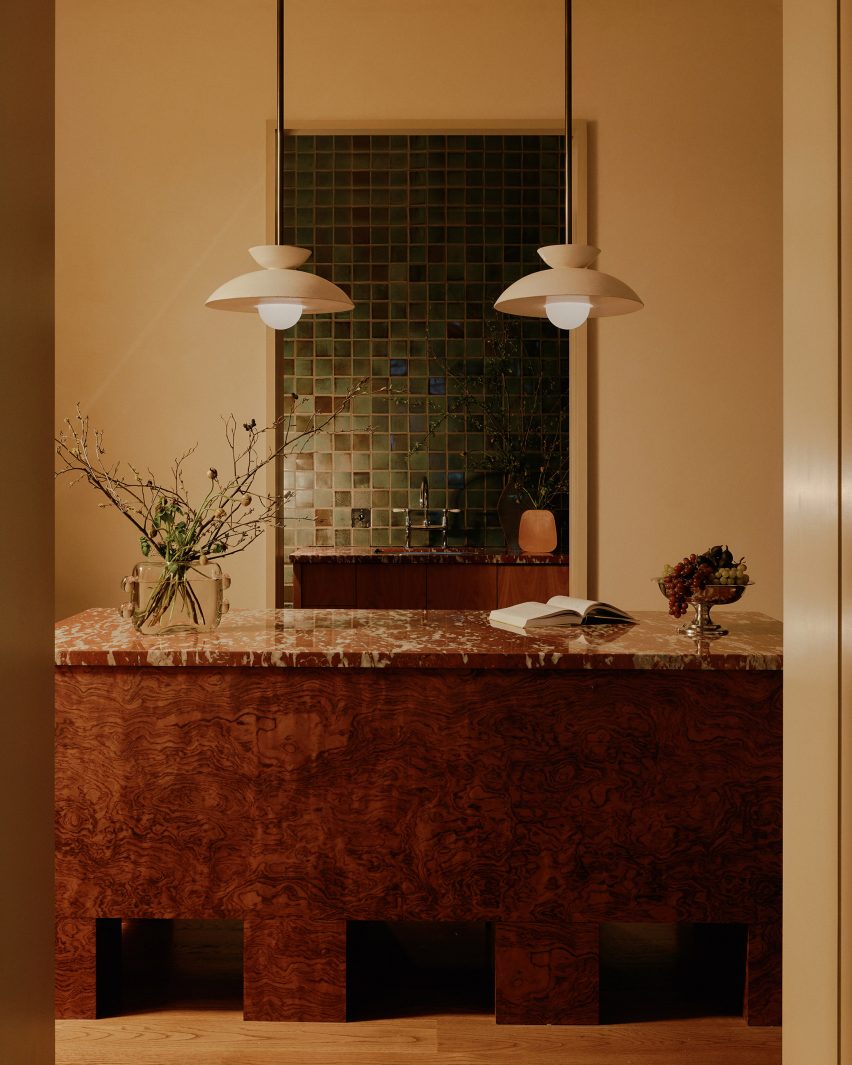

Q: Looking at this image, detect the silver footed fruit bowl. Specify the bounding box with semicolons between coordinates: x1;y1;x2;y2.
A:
657;580;749;639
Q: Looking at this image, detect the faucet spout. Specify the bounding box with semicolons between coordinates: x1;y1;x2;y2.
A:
418;476;429;511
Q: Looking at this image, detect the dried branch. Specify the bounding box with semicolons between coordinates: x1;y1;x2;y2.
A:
55;379;366;581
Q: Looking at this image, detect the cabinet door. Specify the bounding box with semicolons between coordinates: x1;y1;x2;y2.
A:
425;565;498;609
356;565;426;609
497;565;570;607
294;563;356;608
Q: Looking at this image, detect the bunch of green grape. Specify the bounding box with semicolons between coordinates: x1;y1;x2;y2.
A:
660;545;750;618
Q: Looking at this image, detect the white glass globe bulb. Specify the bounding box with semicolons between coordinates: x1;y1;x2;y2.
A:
545;296;592;330
257;301;303;330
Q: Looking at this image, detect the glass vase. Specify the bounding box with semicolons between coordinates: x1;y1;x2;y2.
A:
119;559;230;636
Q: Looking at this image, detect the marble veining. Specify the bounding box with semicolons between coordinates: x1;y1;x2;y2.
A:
289;547;570;565
55;608;782;671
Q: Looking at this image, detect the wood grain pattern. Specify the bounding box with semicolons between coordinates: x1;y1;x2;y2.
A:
55;918;120;1019
745;922;782;1026
56;670;256;919
354;565;426;608
244;918;346;1021
495;922;599;1024
55;1010;781;1065
294;560;565;610
496;565;570;607
425;565;498;609
56;665;781;1024
294;564;357;608
55;919;98;1019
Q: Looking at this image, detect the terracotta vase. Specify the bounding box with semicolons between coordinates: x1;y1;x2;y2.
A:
518;509;557;554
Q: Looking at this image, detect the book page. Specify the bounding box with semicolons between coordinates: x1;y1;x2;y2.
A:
545;595;636;623
489;604;583;626
545;595;599;614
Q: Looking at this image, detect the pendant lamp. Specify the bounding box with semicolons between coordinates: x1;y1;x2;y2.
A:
494;0;642;329
206;0;353;330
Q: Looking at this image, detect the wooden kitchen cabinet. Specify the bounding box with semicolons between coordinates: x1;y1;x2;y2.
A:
425;565;498;609
55;608;782;1026
496;564;569;607
355;564;426;609
292;554;570;610
295;563;356;608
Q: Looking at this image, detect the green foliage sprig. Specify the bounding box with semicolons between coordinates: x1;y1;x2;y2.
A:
56;383;364;625
408;320;569;510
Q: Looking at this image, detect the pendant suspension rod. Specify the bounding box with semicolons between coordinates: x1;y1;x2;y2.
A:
564;0;572;245
275;0;284;245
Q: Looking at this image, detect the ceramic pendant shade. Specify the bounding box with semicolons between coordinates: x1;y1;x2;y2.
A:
206;245;354;323
206;1;353;330
494;243;642;321
494;0;642;329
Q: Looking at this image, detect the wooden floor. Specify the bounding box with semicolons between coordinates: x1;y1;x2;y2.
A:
54;921;781;1065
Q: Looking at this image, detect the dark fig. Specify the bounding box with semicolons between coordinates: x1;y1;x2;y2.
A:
720;546;734;567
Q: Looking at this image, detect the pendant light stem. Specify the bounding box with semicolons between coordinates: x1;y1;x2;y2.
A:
564;0;573;245
275;0;284;246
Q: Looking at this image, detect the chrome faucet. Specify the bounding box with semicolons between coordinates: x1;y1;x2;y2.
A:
418;476;429;513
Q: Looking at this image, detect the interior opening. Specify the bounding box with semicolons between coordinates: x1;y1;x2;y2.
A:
599;923;748;1023
120;919;243;1014
346;921;493;1019
115;918;747;1022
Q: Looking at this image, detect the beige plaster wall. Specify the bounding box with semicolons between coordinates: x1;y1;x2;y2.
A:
573;0;782;615
56;0;782;620
55;0;274;619
283;0;564;127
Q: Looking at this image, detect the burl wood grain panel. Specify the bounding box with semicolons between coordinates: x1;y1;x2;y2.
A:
745;922;782;1026
56;669;256;918
56;665;780;1023
425;564;498;609
495;922;599;1025
55;917;120;1019
244;917;346;1021
496;564;570;607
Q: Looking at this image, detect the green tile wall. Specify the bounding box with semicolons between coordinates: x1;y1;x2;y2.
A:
277;134;569;605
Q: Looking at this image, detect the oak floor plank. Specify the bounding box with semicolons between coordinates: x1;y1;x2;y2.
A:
56;1012;436;1064
56;1011;779;1065
439;1014;780;1064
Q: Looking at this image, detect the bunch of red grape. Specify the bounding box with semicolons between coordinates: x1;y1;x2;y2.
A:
660;554;717;618
659;544;750;618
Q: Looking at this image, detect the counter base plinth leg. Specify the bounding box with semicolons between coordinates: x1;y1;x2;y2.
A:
244;917;347;1021
495;921;599;1025
55;917;121;1019
745;921;781;1026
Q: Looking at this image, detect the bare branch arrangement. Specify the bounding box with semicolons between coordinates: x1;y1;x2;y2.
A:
55;381;365;627
408;320;569;510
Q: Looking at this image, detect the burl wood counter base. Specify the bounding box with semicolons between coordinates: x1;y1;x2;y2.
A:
55;609;782;1026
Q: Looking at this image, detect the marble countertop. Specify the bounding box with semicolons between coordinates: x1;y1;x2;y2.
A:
289;546;570;565
55;608;782;671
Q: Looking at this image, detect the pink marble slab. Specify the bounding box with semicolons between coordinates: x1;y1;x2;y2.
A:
289;547;570;564
55;608;782;671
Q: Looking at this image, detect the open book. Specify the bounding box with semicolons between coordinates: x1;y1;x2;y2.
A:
489;595;636;631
